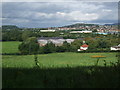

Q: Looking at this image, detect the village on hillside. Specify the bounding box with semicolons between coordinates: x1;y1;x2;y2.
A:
39;23;119;35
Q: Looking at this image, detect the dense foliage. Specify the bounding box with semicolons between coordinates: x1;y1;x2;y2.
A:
18;37;39;54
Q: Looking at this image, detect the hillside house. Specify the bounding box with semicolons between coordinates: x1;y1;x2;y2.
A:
78;44;89;51
110;44;120;51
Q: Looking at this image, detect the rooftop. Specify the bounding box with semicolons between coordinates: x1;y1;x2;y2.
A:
81;44;89;47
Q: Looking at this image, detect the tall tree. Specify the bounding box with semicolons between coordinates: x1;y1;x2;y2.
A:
19;37;39;54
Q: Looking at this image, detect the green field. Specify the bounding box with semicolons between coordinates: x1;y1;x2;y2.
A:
1;41;21;53
1;41;118;68
2;53;119;88
2;41;119;88
2;52;118;68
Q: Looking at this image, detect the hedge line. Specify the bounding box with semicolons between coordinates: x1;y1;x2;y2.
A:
1;50;119;55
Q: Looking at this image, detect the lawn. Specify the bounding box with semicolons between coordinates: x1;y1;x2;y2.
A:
1;41;21;54
2;52;118;68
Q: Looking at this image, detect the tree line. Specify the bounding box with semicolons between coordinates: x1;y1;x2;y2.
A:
18;36;119;55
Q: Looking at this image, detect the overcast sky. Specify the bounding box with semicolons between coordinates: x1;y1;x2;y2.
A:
2;1;118;28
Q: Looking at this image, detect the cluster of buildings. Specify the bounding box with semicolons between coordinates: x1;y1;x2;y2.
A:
70;30;92;34
39;24;119;35
37;37;75;46
97;25;119;34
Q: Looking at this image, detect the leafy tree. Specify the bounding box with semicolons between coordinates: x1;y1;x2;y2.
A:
39;46;45;54
25;37;38;43
42;42;56;54
62;41;71;52
70;40;83;52
19;37;39;54
93;29;98;32
97;39;109;48
56;46;66;52
2;29;22;41
87;39;99;50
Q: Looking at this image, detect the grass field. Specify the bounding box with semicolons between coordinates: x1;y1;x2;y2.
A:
2;52;118;68
2;53;119;88
1;41;21;54
2;41;120;88
1;41;118;68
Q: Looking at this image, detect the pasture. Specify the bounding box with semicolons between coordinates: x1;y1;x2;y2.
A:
2;52;119;88
2;52;118;68
1;41;21;54
1;41;119;88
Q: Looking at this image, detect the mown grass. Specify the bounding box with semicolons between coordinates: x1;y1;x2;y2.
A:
2;52;118;68
1;41;21;54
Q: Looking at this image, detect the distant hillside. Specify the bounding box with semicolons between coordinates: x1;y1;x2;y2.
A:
61;23;99;28
104;23;120;26
2;25;19;30
113;23;120;25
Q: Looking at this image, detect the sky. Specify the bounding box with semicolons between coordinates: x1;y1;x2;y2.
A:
2;1;119;28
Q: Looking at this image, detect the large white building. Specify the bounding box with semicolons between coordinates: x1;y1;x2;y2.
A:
40;29;56;32
37;37;75;46
70;30;92;34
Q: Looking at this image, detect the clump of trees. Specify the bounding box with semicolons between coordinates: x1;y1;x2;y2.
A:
18;37;39;55
2;29;23;41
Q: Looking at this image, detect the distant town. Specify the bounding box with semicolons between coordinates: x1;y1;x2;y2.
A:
19;23;120;35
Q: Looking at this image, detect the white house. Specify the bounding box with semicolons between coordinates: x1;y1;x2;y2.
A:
110;44;120;51
78;44;89;51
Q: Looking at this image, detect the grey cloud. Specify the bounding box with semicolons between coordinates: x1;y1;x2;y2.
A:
2;2;118;28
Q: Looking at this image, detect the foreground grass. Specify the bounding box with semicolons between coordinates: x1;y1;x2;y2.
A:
3;65;120;88
1;41;21;54
2;52;119;88
2;52;118;68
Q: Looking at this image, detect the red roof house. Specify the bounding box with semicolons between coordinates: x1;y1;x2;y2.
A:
78;44;89;51
81;44;89;48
